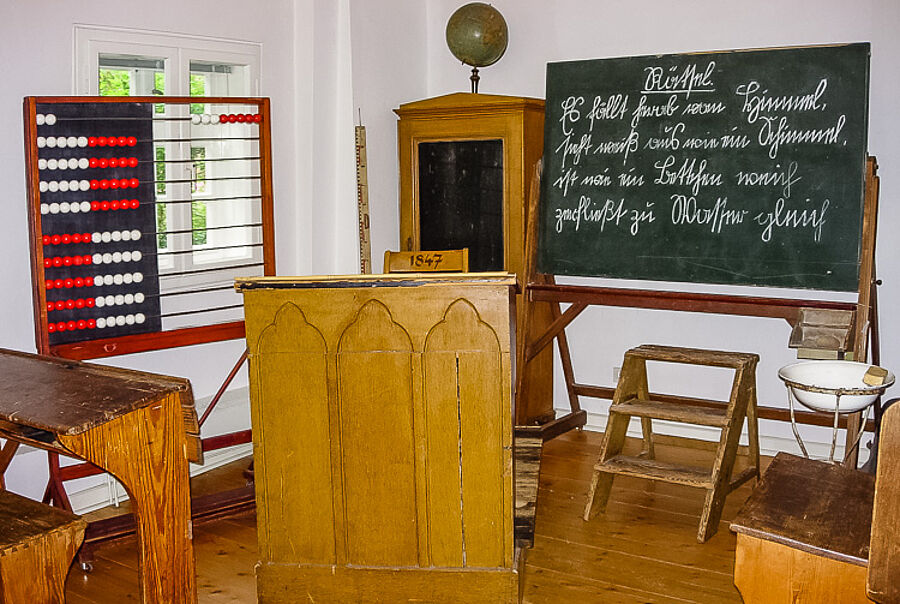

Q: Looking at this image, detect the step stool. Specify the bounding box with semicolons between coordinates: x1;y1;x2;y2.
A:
0;490;86;603
584;344;761;543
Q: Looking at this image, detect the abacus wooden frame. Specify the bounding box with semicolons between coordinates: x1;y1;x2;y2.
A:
23;95;276;360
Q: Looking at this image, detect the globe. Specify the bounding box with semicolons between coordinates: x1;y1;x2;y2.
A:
445;3;509;68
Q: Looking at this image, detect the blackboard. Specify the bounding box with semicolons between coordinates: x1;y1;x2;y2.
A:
538;44;870;291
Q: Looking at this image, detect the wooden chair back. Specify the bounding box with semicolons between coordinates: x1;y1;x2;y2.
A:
868;399;900;603
383;249;469;273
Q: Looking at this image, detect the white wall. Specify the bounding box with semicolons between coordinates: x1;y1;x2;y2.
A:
363;0;900;460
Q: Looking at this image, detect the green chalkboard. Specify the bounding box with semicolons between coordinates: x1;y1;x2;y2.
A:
538;44;870;291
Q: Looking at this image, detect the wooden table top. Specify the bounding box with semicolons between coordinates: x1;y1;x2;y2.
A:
0;348;190;436
731;452;874;566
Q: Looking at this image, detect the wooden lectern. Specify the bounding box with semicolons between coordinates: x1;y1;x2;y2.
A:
236;273;525;603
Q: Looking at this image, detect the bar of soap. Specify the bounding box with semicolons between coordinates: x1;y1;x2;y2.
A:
863;366;888;386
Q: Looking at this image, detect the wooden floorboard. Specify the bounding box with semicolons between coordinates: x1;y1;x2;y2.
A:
65;430;757;602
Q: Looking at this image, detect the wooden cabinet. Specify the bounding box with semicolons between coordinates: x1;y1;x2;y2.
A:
395;93;554;424
237;274;523;603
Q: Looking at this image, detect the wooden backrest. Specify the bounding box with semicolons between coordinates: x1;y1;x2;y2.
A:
868;400;900;603
383;249;469;273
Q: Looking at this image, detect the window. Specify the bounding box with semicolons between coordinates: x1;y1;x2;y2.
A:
75;26;263;329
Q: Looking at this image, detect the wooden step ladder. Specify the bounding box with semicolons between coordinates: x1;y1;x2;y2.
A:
584;344;761;542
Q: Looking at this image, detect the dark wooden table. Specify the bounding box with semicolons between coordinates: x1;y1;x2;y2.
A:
0;348;198;603
730;452;873;603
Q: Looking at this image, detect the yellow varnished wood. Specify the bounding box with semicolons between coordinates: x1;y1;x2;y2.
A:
241;275;519;602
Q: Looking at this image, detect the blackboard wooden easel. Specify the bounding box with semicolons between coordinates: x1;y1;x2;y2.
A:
517;157;880;464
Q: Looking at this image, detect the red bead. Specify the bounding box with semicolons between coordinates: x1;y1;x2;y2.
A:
88;137;98;147
55;301;65;311
127;136;137;146
77;320;87;330
236;114;247;123
100;201;110;211
52;257;62;267
107;136;117;147
66;321;76;331
117;136;127;146
85;277;94;287
43;258;51;268
99;179;109;189
91;201;100;211
51;234;61;245
73;256;83;266
75;299;85;309
66;299;75;309
131;199;140;208
128;157;138;167
252;114;262;123
47;323;56;333
62;257;72;267
220;114;229;122
46;302;53;312
83;233;91;241
53;279;64;289
45;279;53;290
85;297;94;307
63;278;74;288
110;200;120;210
42;235;50;245
74;278;84;288
83;255;92;265
129;178;139;188
99;158;109;168
97;136;107;146
61;234;71;244
87;319;96;328
56;322;66;332
109;179;120;189
108;158;118;168
121;178;130;188
72;234;82;244
90;180;100;190
89;157;99;168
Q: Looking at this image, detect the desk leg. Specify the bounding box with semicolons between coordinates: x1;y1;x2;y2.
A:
58;393;196;604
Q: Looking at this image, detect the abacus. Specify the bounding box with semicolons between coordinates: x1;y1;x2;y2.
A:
23;96;275;359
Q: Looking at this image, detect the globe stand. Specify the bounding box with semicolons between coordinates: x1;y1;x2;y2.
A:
470;67;481;94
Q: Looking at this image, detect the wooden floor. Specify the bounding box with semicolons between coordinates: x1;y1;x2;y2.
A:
65;429;763;603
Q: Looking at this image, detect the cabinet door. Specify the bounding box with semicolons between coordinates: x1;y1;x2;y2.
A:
417;140;504;272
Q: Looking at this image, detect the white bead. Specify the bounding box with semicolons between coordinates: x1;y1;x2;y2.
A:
96;317;106;328
121;230;132;241
48;180;59;192
113;273;123;285
55;136;66;148
47;158;58;170
111;231;122;242
80;201;91;212
133;272;143;283
95;297;105;308
201;114;211;125
132;251;142;261
103;275;114;286
58;181;70;193
45;114;57;125
49;202;60;214
210;114;220;124
36;114;45;125
122;251;132;262
37;137;46;148
115;315;126;326
69;201;80;213
191;114;201;125
105;295;115;305
92;233;102;244
79;180;90;192
112;252;122;263
59;201;70;212
38;158;47;170
135;292;145;303
131;230;141;240
77;137;88;148
101;232;111;243
66;137;77;148
45;137;57;148
136;313;146;324
107;315;117;326
123;273;134;284
39;181;49;192
77;158;89;170
124;293;134;304
125;314;135;325
102;253;112;264
68;180;79;190
115;294;124;305
41;204;49;215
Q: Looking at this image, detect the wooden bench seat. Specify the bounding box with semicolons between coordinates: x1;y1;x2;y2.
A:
0;490;86;603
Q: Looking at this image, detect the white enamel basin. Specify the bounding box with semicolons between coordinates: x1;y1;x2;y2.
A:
778;360;895;413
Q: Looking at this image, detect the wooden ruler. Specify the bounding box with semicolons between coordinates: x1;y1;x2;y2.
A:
355;125;372;274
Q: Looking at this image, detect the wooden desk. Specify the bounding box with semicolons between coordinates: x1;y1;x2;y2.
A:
731;452;874;603
0;348;197;603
